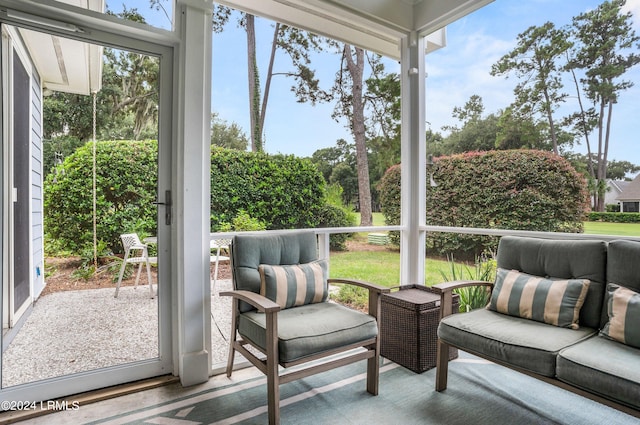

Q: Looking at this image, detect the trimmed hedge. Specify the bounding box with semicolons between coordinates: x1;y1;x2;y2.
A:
210;147;326;231
46;143;349;255
379;150;589;258
45;140;158;254
588;212;640;223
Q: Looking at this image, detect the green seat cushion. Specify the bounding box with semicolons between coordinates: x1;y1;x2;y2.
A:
487;269;590;329
438;308;596;377
259;260;328;309
557;335;640;410
238;302;378;364
600;283;640;349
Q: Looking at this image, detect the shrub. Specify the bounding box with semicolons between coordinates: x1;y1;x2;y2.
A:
316;184;357;251
378;150;589;258
439;255;496;312
219;210;267;231
210;147;327;231
44;140;158;255
587;212;640;223
46;143;337;255
377;164;401;246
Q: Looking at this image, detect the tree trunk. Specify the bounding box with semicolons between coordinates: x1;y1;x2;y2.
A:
597;100;614;212
260;23;279;134
246;14;262;151
542;88;558;155
595;100;606;212
344;45;372;226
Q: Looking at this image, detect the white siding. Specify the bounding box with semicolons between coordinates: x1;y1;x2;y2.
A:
31;72;45;298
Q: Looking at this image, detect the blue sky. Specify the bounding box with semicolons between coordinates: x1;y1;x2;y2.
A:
113;1;640;165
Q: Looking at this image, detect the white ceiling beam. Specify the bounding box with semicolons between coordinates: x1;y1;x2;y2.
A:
216;0;406;59
413;0;494;36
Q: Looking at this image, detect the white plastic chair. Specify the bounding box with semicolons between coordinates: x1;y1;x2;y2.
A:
115;233;157;298
210;238;231;292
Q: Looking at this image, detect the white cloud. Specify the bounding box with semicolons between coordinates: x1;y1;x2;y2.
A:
622;0;640;29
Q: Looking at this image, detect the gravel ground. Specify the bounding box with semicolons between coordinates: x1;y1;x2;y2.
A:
2;280;234;388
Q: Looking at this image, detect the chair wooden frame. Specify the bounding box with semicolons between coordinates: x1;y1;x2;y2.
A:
221;239;389;425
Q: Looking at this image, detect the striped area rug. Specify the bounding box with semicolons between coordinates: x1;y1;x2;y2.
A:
42;353;639;425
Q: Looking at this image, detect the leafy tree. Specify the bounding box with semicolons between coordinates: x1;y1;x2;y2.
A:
43;7;159;175
607;160;640;180
210;112;249;150
309;139;358;207
332;47;388;226
491;22;572;154
42;135;84;180
310;145;346;183
495;106;548;151
213;6;330;151
101;47;158;140
438;96;500;154
445;94;485;130
366;72;402;177
567;0;640;211
330;162;359;207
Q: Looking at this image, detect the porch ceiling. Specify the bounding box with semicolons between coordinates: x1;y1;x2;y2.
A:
216;0;493;59
16;0;103;95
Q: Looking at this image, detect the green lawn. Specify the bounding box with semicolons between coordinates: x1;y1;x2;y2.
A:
330;220;640;294
353;212;386;226
329;247;454;288
583;221;640;236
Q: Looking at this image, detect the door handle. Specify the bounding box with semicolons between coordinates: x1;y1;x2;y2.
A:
153;190;172;225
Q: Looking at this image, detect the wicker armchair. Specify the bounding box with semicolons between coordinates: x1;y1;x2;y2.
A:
221;231;389;425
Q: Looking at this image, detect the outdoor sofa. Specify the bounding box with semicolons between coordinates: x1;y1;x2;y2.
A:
434;235;640;417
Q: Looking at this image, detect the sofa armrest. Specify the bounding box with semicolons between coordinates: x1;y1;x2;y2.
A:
431;280;493;319
328;278;391;319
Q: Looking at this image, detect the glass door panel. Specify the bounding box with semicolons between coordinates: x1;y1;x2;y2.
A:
0;19;171;400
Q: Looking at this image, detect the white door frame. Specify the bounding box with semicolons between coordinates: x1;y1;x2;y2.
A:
0;9;175;402
1;26;34;331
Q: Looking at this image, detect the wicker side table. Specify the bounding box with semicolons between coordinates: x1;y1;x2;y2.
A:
380;285;459;373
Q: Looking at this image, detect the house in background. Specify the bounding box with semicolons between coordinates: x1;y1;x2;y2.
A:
616;174;640;212
1;8;102;340
605;179;630;210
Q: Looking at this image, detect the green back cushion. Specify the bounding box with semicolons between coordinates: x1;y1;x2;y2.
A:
259;260;328;309
488;268;590;329
231;232;319;312
601;283;640;348
496;236;606;329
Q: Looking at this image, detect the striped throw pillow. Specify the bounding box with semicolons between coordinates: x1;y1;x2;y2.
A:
487;268;590;329
601;283;640;348
258;260;328;309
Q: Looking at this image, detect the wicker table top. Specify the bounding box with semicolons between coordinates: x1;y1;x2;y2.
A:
382;285;443;311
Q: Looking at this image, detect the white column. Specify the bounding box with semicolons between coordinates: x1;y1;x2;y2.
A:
400;32;426;285
175;0;213;386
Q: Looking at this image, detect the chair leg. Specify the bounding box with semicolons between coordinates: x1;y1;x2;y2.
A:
366;342;380;395
213;257;220;293
265;311;280;425
115;253;130;298
134;263;143;289
145;258;154;298
226;299;239;377
435;339;450;391
267;363;280;425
